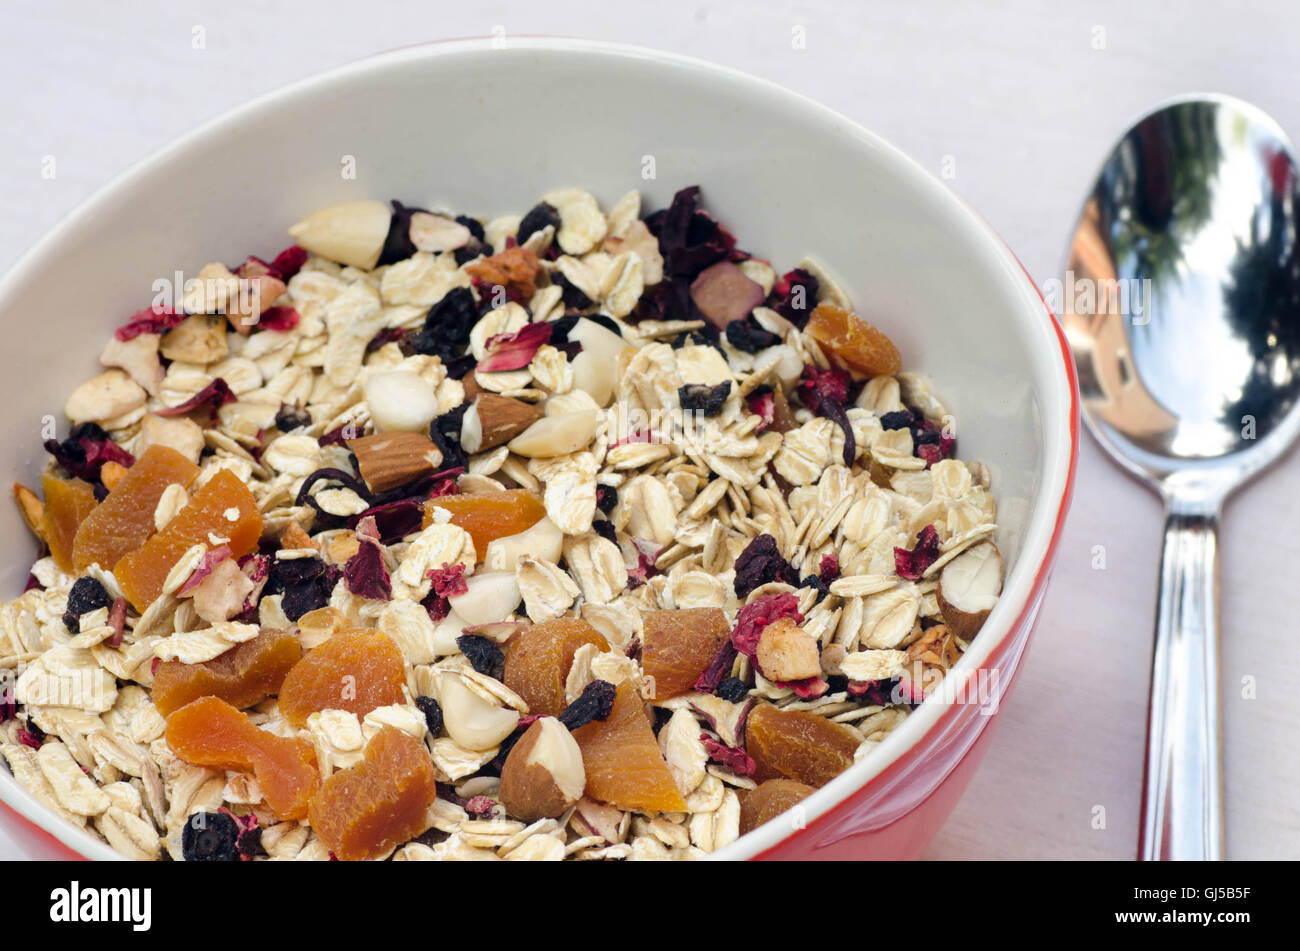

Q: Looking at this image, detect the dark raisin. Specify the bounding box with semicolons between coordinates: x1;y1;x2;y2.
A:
595;484;619;514
415;696;444;737
453;238;486;266
552;271;592;309
677;381;732;416
517;202;561;246
733;533;800;598
455;635;505;681
64;576;112;633
714;677;749;702
456;215;486;242
430;403;470;472
182;812;241;862
592;519;617;543
378;200;421;266
274;403;312;432
558;680;618;731
913;427;941;446
724;318;780;353
880;410;915;431
409;287;479;363
547;314;580;343
442;353;476;380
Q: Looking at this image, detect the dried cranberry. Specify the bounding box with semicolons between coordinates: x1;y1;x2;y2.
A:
595;484;618;514
558;680;617;731
517;202;560;245
677;381;732;417
732;533;799;598
456;635;505;681
274;403;312;432
415;696;444;736
409;287;479;363
269;245;308;280
64;576;112;633
818;554;840;585
731;592;803;657
714;677;749;703
894;525;941;580
724;317;780;353
182;812;241;862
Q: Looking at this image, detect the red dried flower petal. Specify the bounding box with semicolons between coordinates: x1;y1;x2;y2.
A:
176;545;234;596
701;734;755;775
343;539;391;600
257;306;300;332
772;675;829;699
269;245;308;280
894;525;941;580
693;640;739;694
477;322;552;372
731;592;803;657
115;305;185;342
155;378;236;420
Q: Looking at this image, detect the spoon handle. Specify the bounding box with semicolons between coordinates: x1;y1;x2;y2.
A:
1140;499;1225;860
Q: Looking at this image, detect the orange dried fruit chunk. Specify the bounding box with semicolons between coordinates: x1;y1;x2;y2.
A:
308;726;438;861
805;302;901;378
278;630;407;727
153;628;303;716
745;703;861;788
503;617;609;717
572;682;687;812
114;468;263;611
464;245;541;300
165;696;319;820
422;489;546;556
739;778;816;835
39;474;98;573
641;607;731;701
71;445;199;572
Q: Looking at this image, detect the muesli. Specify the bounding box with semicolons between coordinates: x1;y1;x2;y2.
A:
2;186;1003;860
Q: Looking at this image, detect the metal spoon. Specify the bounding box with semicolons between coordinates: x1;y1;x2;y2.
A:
1064;94;1300;860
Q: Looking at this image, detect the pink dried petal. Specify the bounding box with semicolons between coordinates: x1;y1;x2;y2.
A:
115;304;184;342
689;260;765;329
772;675;829;699
344;539;391;601
477;322;552;372
693;640;739;694
731;592;803;657
894;525;941;580
176;545;234;596
257;306;300;331
155;378;236;419
701;734;755;775
354;515;381;545
16;728;42;750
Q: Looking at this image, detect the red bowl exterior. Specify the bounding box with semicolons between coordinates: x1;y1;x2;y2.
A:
754;271;1079;861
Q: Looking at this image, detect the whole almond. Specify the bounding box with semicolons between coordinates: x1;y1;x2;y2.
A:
462;394;543;454
348;431;442;494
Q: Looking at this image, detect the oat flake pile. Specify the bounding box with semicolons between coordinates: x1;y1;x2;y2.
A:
2;185;1003;861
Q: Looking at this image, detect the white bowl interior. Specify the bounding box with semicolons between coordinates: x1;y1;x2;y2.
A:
0;39;1072;860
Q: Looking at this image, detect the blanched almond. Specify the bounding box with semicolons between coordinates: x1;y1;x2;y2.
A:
499;716;586;821
364;370;440;433
446;570;522;627
568;319;629;407
937;541;1003;639
439;673;519;751
483;516;563;572
461;394;544;454
507;411;601;458
409;212;471;253
287;200;391;270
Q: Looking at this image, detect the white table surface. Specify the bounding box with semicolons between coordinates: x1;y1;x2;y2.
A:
3;0;1298;861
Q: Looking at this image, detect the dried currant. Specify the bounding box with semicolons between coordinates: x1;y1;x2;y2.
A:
517;202;560;245
63;576;112;634
724;317;780;353
557;679;618;731
894;525;942;580
456;634;505;681
409;286;479;363
715;677;750;703
595;484;619;514
733;533;799;598
182;811;241;862
275;403;312;432
678;381;732;416
429;403;469;472
880;409;916;431
415;696;444;737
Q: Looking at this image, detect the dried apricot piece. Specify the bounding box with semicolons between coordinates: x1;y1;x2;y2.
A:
39;474;98;573
308;726;438;861
464;245;541;299
572;682;687;812
503;617;609;717
165;696;319;820
805;302;901;378
71;445;200;572
745;703;861;788
641;607;730;701
739;778;816;835
153;629;302;716
422;489;546;556
114;469;263;610
278;630;407;727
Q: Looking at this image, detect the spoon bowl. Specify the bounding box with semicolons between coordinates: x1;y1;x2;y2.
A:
1066;94;1300;859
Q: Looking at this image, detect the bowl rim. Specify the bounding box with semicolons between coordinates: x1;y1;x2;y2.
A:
0;36;1079;862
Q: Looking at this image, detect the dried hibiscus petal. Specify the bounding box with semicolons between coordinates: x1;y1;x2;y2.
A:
767;268;819;328
44;423;135;483
646;185;736;280
268;245;308;280
477;322;552;373
115;304;185;342
701;734;756;775
733;533;799;598
343;540;391;601
799;364;856;467
894;525;941;580
694;640;739;695
155;378;236;421
427;562;468;598
731;592;803;657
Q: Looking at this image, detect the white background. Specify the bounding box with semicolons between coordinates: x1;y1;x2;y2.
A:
3;0;1298;860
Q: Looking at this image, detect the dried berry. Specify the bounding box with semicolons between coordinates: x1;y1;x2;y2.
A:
912;419;955;468
182;811;241;862
258;306;300;332
557;679;618;732
517;201;561;245
551;270;593;309
455;635;505;681
677;381;732;416
767;268;819;328
584;486;617;521
344;539;391;601
725;317;780;353
409;286;478;363
429;403;469;472
268;557;337;622
415;696;444;736
714;677;749;703
733;533;799;598
880;409;915;431
44;423;135;484
894;525;941;580
275;403;312;432
63;576;112;633
799;364;856;467
269;245;308;280
800;574;830;603
645;185;736;280
592;519;616;544
731;592;803;657
818;554;840;585
695;640;739;695
114;304;185;342
378;199;423;265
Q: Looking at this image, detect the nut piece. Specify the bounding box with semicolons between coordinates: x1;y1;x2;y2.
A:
936;541;1003;640
507;410;601;458
461;394;544;454
364;370;440;433
348;431;443;494
287;200;391;270
409;212;471;253
756;616;822;682
12;483;43;539
160;314;229;364
499;716;586;821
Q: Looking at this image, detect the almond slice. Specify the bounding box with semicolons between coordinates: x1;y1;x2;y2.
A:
348;432;443;494
461;394;544;454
